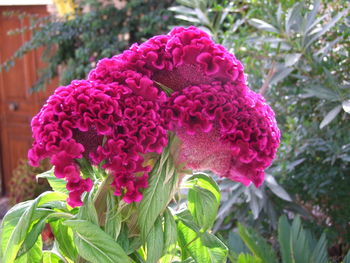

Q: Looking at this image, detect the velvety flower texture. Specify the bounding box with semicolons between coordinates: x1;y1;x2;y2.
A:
29;76;167;207
88;26;245;91
162;83;280;187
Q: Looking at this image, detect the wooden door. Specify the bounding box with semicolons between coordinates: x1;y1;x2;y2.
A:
0;5;56;195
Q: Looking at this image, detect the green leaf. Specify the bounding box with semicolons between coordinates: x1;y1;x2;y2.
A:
43;250;65;263
278;216;292;263
168;6;197;16
146;217;164;263
15;237;42;263
76;157;95;179
269;66;294;86
185;173;220;203
175;210;201;233
310;233;327;263
104;191;121;241
302;85;339;101
201;232;228;263
64;219;131;263
320;105;342;129
177;221;227;263
37;169;68;194
160;209;177;263
163;209;177;255
285;2;302;35
9;192;70;260
304;7;349;49
16;216;49;258
227;232;250;257
37;192;68;207
284;53;301;67
289;216;311;263
238;224;277;263
265;174;292;202
236;253;262;263
77;190;98;225
342;100;350;114
305;0;321;32
138;148;178;241
1;200;38;262
248;19;279;33
343;250;350;263
188;186;219;231
50;220;77;261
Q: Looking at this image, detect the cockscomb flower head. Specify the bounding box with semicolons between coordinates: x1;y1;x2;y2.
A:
88;26;245;91
29;76;167;207
162;82;280;187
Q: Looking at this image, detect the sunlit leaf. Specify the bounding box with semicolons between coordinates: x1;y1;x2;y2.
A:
64;220;131;263
37;169;68;195
248;19;278;33
284;53;301;67
146;217;164;263
320;105;342;129
342;100;350;114
265;174;292;202
238;224;277;263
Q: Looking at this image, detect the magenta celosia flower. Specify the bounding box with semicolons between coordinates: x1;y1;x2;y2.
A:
30;25;280;207
162;82;280;187
88;25;279;187
88;26;245;91
29;76;167;207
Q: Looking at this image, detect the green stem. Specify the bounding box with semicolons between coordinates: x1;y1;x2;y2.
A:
94;175;114;226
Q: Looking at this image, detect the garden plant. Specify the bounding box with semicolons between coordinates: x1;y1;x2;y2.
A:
1;0;349;262
0;26;280;263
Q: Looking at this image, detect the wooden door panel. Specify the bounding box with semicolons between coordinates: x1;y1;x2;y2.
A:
0;5;57;195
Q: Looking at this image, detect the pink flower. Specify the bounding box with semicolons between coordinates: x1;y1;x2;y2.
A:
29;77;167;207
88;26;279;187
162;82;280;187
30;25;280;207
88;26;245;91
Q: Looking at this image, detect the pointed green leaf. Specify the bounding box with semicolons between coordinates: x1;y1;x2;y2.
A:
42;250;64;263
237;253;262;263
185;173;220;203
50;220;77;261
104;191;121;241
163;209;177;257
15;237;42;263
310;233;327;263
290;216;311;263
188;186;219;231
343;250;350;263
320;105;342;129
64;220;131;263
278;216;292;263
138;148;177;241
146;217;164;263
177;221;227;263
238;224;277;263
265;175;292;202
304;7;349;49
37;169;68;194
249;19;278;33
342;100;350;114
